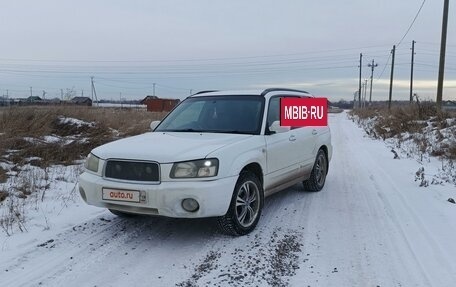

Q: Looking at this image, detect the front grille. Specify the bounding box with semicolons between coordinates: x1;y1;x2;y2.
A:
105;160;159;182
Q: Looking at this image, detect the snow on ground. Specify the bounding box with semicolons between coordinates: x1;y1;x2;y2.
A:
1;111;456;286
42;135;62;144
57;116;95;128
0;164;103;239
351;112;456;187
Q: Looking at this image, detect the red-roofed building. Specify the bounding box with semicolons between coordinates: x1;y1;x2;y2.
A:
140;96;179;112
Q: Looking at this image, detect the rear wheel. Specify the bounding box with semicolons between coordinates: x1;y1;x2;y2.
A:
303;149;328;192
218;172;264;236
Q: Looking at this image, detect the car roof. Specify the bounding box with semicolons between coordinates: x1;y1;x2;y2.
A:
189;88;311;98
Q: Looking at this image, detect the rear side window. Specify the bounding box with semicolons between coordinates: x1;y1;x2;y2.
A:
266;95;304;130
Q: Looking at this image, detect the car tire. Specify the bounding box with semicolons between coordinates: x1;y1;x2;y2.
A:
218;172;264;236
109;209;136;217
303;149;328;192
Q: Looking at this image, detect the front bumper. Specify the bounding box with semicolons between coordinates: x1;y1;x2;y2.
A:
79;172;237;218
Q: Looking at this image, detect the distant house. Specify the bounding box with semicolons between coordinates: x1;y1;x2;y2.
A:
49;97;62;104
71;97;92;106
442;101;456;111
27;96;42;102
140;96;179;112
0;96;11;106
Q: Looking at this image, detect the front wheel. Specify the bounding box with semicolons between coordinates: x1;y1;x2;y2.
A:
109;209;136;217
218;172;264;236
303;149;328;192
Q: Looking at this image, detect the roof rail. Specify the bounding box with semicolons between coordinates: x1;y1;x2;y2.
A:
192;90;219;95
260;88;309;96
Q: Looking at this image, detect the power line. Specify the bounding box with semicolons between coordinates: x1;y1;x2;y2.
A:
95;81;150;90
0;44;392;64
376;53;392;80
0;58;361;72
375;0;426;82
0;64;358;76
418;41;456;48
155;83;191;92
396;0;426;47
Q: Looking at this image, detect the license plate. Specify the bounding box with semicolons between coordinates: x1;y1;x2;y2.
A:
102;188;140;203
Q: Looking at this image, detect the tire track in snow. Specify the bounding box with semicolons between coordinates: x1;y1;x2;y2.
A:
340;112;454;286
2;215;215;287
340;114;433;285
176;227;304;287
40;217;218;287
174;185;316;287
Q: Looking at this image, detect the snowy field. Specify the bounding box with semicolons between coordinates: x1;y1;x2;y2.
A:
1;111;456;286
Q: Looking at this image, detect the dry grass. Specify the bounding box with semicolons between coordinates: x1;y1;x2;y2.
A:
1;105;169;235
448;146;456;160
0;193;27;235
0;167;7;183
350;103;453;138
350;102;456;160
0;190;7;202
0;106;167;168
0;106;165;137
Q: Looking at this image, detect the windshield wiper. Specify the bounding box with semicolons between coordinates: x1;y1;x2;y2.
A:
159;129;204;133
209;130;253;135
159;129;253;134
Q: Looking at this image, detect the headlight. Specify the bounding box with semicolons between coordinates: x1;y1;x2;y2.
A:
84;153;100;173
170;158;219;178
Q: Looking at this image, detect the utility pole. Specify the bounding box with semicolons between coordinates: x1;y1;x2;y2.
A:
91;76;94;102
410;40;416;102
120;92;122;108
353;91;358;109
358;53;363;108
363;79;368;108
30;87;33;98
91;76;98;107
60;89;64;101
436;0;449;109
153;83;156;97
360;82;364;108
42;90;46;101
388;45;396;110
368;59;378;104
361;81;365;108
81;89;84;97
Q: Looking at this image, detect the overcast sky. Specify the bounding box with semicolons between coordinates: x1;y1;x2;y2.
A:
0;0;455;102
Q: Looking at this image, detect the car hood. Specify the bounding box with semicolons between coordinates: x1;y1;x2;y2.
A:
92;132;253;163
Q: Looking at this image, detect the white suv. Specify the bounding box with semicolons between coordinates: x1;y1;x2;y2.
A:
79;88;332;236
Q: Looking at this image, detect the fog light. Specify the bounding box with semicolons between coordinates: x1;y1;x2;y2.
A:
79;185;87;202
182;198;199;212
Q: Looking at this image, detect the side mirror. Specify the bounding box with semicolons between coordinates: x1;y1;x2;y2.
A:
150;120;160;131
268;120;290;134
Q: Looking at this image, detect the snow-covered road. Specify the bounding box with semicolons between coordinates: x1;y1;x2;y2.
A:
2;112;456;287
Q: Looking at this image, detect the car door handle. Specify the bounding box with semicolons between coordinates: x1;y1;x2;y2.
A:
289;135;296;141
312;129;318;135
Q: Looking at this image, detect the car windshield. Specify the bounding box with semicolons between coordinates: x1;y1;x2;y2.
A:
155;95;265;135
